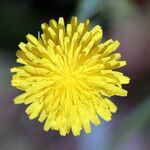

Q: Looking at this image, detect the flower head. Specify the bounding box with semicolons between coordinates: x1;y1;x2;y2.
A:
11;16;130;136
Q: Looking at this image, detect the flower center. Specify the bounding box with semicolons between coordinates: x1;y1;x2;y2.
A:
65;71;75;81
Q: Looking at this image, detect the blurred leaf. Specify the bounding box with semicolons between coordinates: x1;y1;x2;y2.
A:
108;0;137;20
75;0;104;20
75;0;136;21
111;96;150;147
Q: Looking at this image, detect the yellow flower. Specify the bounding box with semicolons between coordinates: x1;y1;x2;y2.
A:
11;16;130;136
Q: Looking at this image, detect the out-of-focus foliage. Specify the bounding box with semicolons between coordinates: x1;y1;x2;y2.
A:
111;96;150;148
75;0;136;20
75;0;104;20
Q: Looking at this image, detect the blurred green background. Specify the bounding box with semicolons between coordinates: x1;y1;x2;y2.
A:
0;0;150;150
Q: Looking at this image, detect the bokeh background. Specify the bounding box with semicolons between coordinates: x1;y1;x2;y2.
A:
0;0;150;150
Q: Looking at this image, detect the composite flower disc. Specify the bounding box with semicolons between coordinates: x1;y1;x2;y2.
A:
11;16;130;136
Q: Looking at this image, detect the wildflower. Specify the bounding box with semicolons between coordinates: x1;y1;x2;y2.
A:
11;16;130;136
